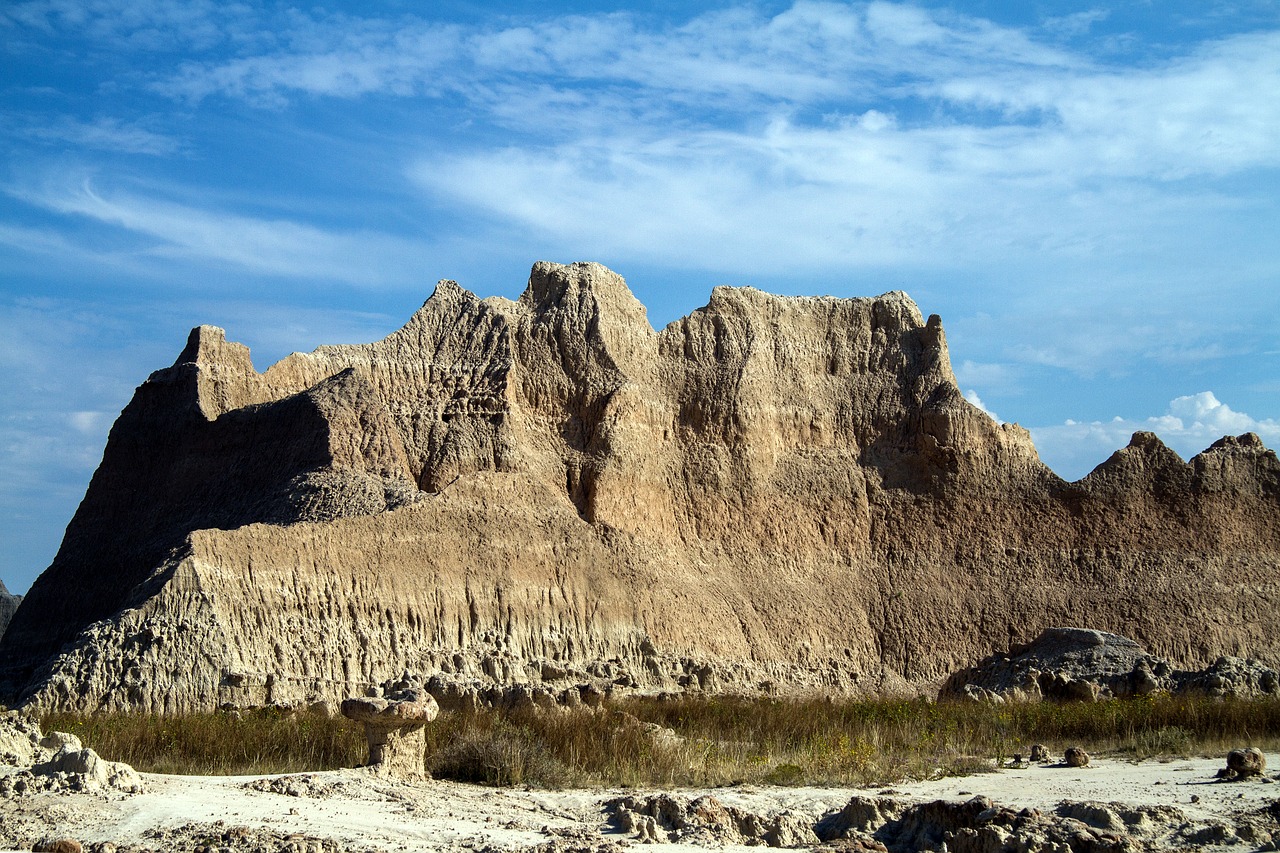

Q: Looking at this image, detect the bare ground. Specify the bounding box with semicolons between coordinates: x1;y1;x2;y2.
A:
4;753;1280;852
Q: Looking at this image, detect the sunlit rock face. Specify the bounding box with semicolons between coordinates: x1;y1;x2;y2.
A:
2;261;1277;712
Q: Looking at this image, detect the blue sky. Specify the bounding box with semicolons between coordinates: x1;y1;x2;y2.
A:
3;0;1279;594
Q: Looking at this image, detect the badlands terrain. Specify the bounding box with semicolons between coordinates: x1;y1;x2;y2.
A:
1;262;1277;716
1;262;1278;850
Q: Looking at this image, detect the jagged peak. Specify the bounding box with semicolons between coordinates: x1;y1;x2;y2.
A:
173;325;255;373
1077;431;1191;490
1203;432;1269;454
519;261;650;328
394;278;486;329
1117;431;1186;464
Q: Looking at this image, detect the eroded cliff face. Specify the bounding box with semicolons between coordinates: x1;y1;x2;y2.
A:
3;262;1278;712
0;579;19;642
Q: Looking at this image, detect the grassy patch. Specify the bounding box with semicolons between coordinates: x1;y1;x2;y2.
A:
41;693;1280;785
39;707;365;776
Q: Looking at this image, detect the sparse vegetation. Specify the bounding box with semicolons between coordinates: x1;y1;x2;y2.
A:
42;693;1280;785
39;706;365;776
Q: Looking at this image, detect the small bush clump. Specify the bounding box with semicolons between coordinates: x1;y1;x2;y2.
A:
428;720;572;787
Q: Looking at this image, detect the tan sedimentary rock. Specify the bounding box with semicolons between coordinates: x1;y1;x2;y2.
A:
1;261;1278;712
939;626;1280;702
340;688;439;778
1223;747;1266;780
1064;747;1090;768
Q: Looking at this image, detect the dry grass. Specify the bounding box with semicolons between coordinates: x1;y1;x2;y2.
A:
40;706;365;776
41;693;1280;785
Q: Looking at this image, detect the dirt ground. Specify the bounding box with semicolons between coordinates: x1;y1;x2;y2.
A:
3;752;1280;852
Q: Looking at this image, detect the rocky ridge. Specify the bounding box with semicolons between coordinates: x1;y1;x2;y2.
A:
1;261;1278;712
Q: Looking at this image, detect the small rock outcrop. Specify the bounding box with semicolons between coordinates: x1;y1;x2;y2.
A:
816;795;1206;852
2;262;1278;713
607;794;819;847
941;627;1280;703
0;711;143;797
1064;747;1091;768
340;688;439;778
1220;747;1267;781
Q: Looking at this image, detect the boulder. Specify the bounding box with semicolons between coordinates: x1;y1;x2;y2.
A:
607;793;820;848
0;712;143;796
1064;747;1090;768
1183;658;1280;698
32;747;144;793
0;710;41;766
1219;747;1267;781
32;840;82;853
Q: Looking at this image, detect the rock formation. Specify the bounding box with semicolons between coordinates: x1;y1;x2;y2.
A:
0;579;20;641
1222;748;1267;781
939;627;1280;703
0;261;1278;713
609;791;1272;852
0;711;143;797
340;687;439;777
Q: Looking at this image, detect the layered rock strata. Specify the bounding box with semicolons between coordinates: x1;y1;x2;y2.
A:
1;262;1278;712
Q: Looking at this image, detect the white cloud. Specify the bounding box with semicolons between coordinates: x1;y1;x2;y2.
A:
1;0;254;52
149;3;1078;110
1041;10;1110;39
936;31;1280;179
14;115;183;156
1165;391;1261;434
67;411;110;434
163;21;463;105
14;3;1280;284
406;112;1250;276
1029;392;1280;480
9;174;430;286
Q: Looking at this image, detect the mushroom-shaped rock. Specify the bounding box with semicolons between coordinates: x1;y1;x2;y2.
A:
341;688;440;777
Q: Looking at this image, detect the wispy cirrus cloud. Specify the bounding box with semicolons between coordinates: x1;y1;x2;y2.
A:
149;2;1077;109
10;114;183;155
8;174;430;286
0;0;255;52
12;3;1280;280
